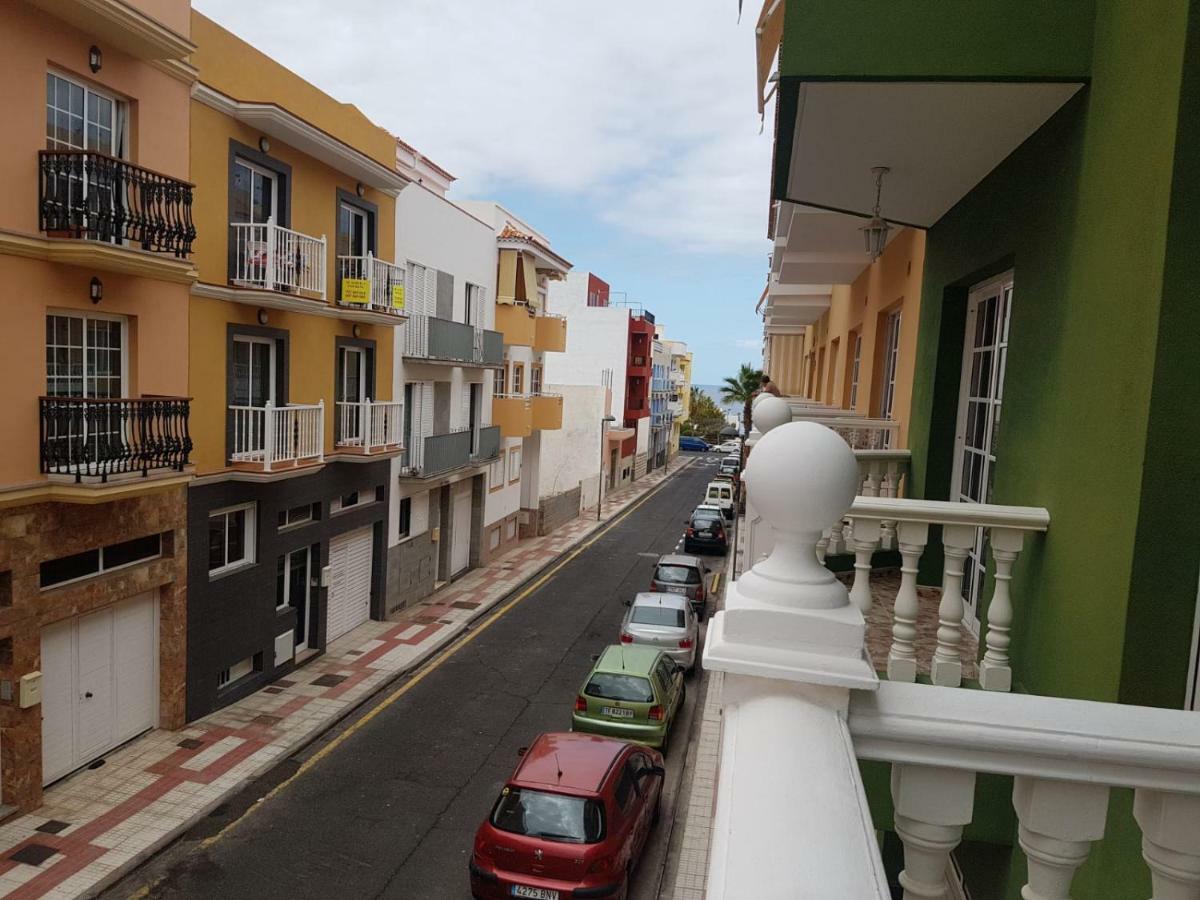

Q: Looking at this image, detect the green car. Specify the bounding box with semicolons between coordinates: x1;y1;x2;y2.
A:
572;645;686;749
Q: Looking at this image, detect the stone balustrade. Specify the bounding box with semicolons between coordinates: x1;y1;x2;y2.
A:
845;497;1049;692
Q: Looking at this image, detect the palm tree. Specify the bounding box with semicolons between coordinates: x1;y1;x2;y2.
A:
720;363;763;438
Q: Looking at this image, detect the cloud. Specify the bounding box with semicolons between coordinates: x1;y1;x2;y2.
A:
192;0;773;256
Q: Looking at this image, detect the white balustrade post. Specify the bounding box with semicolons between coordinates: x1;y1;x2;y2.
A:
932;523;976;687
829;517;848;556
264;216;276;293
979;527;1024;692
363;397;374;453
703;421;887;899
262;400;275;472
848;517;881;614
861;461;882;497
891;763;976;900
365;250;375;306
316;399;325;462
888;520;930;683
881;460;902;549
1134;789;1200;900
1012;777;1109;900
318;235;327;300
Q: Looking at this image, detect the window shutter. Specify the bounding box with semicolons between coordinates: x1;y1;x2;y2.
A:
460;384;471;430
421;382;434;438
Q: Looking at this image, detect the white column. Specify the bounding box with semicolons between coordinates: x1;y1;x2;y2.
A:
1012;776;1109;900
262;399;276;472
891;763;976;900
979;527;1024;692
932;523;976;687
888;520;929;683
1134;789;1200;900
849;517;881;614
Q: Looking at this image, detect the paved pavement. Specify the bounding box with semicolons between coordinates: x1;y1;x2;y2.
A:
99;453;723;899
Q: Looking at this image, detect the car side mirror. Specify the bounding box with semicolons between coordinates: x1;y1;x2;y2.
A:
516;746;528;757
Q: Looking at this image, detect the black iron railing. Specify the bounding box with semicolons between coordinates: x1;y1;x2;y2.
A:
38;151;196;257
40;396;192;483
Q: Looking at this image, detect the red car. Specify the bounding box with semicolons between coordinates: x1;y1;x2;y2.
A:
470;732;664;900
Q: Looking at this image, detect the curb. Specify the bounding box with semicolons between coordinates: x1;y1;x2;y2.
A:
90;457;698;899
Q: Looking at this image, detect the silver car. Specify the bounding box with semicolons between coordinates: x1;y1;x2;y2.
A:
620;592;699;672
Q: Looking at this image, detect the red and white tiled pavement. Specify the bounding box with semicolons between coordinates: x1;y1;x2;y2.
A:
0;459;694;899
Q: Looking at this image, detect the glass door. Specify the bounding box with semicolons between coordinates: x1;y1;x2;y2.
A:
277;547;315;652
339;347;367;444
951;273;1014;630
45;73;122;242
231;159;277;286
337;202;369;258
231;337;275;408
45;313;126;467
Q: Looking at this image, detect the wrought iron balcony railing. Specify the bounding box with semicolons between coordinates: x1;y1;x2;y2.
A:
38;151;195;257
39;396;192;482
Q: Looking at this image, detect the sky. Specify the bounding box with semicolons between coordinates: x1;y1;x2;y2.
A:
193;0;774;385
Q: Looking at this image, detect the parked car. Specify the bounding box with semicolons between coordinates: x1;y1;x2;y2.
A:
649;554;709;619
572;644;686;750
679;435;710;452
684;507;728;554
620;592;699;671
469;731;664;900
704;480;735;519
714;440;742;454
718;456;741;483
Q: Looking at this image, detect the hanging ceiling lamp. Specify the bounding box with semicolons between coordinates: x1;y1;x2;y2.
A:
860;166;891;261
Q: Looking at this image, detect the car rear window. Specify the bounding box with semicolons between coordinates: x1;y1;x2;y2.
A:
654;564;701;585
585;673;654;703
491;788;605;843
692;515;722;528
631;606;687;627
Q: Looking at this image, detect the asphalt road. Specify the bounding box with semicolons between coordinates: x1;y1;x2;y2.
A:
105;452;724;900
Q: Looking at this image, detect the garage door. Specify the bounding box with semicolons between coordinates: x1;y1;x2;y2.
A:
450;480;472;577
327;526;373;643
41;592;157;785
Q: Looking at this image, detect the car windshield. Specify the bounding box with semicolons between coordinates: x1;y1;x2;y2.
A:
631;606;686;627
585;673;654;703
692;516;722;528
491;788;605;844
654;565;701;585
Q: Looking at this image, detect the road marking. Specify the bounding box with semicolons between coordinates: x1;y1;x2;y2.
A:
187;463;692;855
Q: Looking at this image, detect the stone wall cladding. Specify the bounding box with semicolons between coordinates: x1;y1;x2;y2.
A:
0;485;188;811
538;486;581;537
386;532;437;613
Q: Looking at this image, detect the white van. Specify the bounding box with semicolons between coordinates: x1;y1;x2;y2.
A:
704;480;735;519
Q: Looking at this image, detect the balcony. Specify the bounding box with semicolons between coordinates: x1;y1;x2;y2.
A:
39;396;192;483
230;217;325;299
702;421;1200;899
492;394;533;439
475;425;501;462
405;316;505;367
38;151;196;258
495;302;536;347
334;399;403;455
533;313;567;353
229;400;324;472
336;254;406;318
531;393;563;431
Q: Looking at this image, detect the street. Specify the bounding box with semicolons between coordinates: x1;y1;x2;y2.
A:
104;454;723;900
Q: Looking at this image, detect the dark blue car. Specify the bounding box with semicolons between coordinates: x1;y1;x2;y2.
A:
679;436;710;452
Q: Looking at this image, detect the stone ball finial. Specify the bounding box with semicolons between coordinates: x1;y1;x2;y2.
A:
752;394;791;435
739;422;858;608
751;392;770;411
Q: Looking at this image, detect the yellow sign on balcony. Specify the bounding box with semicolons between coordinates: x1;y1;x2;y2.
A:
391;284;405;310
341;279;371;305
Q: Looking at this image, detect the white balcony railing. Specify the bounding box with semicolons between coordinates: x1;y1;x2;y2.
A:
703;415;1200;900
230;217;326;299
336;253;406;315
335;399;403;453
229;400;324;471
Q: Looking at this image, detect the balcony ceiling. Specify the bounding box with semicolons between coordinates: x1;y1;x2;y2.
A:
771;203;902;285
782;81;1084;228
763;282;833;330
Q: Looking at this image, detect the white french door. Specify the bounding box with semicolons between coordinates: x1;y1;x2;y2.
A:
951;273;1014;630
45;312;127;466
339;346;367;443
878;310;902;429
231;336;276;408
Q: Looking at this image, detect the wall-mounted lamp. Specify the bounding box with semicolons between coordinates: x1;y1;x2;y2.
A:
89;277;103;304
352;324;363;339
89;46;102;74
355;182;366;198
257;309;269;325
258;137;271;154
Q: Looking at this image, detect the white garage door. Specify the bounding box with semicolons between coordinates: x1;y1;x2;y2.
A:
450;481;472;577
41;592;157;785
327;526;373;643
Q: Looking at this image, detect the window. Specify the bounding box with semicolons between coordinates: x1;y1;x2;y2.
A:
46;313;124;399
848;332;862;409
489;457;505;492
231;158;277;226
631;606;687;628
398;497;412;539
879;309;902;422
465;283;482;326
584;673;654;703
333;488;380;513
493;366;505;396
275;546;312;613
337;201;371;258
511;364;524;395
41;533;162;588
508;446;522;483
531;365;543;395
218;654;260;690
231;336;276;407
46;72;123;156
614;765;638;813
654;564;702;585
490;789;604;844
278;503;318;529
209;504;255;575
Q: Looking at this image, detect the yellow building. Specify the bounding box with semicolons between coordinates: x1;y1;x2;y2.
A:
184;13;408;720
664;340;692;456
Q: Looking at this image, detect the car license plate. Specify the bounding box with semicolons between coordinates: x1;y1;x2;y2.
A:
512;887;559;900
602;706;634;719
665;585;687;594
697;530;711;536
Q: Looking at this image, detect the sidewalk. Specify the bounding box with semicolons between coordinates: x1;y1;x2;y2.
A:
0;459;693;900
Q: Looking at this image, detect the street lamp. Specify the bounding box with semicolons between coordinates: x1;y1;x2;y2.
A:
598;414;617;521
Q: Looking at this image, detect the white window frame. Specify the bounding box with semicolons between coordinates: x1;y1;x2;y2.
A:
332;488;378;514
278;503;315;530
879;310;902;422
209;502;257;577
39;533;162;590
397;496;412;540
46;70;123;155
218;656;255;689
46;310;128;399
231;157;279;226
231;334;277;408
276;545;312;613
337;200;369;258
848;332;862;409
508;446;522;484
489;457;505;492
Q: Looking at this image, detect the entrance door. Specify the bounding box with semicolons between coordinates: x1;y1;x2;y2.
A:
451;481;472;577
278;546;316;653
951;273;1014;629
327;527;373;643
41;593;157;785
